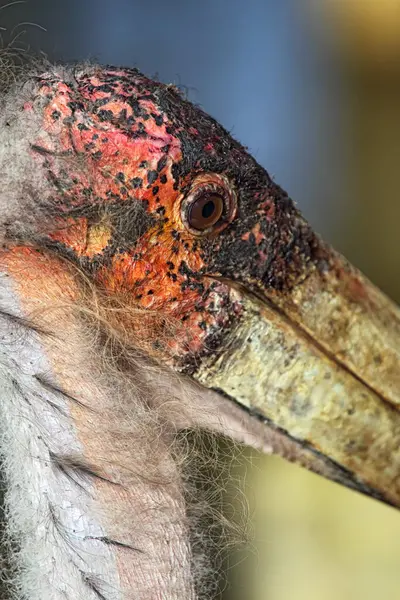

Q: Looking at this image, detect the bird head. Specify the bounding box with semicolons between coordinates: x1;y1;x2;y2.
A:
3;65;400;507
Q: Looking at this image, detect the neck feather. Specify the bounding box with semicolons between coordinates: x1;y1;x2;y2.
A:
0;248;195;600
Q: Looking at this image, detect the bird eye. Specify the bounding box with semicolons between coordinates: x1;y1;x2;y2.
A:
181;174;237;236
188;193;224;230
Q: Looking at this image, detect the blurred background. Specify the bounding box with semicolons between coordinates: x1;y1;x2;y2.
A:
1;0;399;598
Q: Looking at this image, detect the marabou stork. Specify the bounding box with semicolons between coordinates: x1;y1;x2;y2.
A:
0;63;399;600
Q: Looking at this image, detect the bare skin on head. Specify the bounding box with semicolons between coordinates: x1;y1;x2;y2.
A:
0;62;399;599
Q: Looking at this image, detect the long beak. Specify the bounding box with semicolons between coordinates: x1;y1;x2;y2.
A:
195;248;400;508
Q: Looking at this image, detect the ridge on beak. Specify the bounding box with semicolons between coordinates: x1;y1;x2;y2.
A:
193;245;400;508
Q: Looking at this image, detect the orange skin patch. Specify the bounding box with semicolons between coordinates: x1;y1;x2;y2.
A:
23;66;323;368
26;71;240;365
50;218;112;258
8;66;332;370
1;247;78;308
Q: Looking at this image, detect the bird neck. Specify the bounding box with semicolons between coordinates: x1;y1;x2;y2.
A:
0;246;195;599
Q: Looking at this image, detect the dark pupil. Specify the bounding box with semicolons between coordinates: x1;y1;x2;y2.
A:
188;192;224;231
201;200;216;219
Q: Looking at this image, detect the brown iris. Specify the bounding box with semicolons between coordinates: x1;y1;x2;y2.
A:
188;193;224;230
180;174;237;236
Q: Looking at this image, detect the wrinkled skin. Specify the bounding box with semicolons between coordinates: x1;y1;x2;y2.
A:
1;64;399;600
21;65;400;505
16;65;400;505
29;66;327;368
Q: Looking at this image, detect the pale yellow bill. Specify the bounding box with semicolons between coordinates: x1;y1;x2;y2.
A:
195;265;400;508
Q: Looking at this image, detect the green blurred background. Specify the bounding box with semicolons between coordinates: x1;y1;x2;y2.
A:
2;0;399;598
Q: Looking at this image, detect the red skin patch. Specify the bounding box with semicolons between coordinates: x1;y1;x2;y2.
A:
20;67;324;368
27;71;240;364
